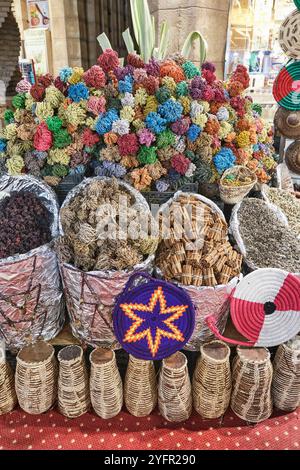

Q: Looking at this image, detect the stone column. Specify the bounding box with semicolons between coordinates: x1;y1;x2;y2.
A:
149;0;231;78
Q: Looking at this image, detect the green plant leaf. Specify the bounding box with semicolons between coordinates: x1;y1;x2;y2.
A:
97;32;113;52
130;0;141;48
181;31;208;65
132;0;155;62
122;28;136;54
157;20;169;60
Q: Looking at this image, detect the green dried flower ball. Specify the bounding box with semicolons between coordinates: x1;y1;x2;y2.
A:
182;61;201;79
138;145;157;165
4;109;14;125
52;164;69;178
46;116;63;132
156;129;176;149
12;93;26;110
155;87;171;104
176;81;189;97
53;129;72;149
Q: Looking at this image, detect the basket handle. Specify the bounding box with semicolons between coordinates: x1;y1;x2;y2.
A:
206;315;255;347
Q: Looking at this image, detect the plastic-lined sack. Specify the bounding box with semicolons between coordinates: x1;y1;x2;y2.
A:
0;175;64;350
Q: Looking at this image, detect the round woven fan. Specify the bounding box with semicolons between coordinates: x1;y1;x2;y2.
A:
286;140;300;174
206;269;300;347
274;106;300;138
230;269;300;347
113;273;195;361
294;0;300;10
273;61;300;110
279;10;300;59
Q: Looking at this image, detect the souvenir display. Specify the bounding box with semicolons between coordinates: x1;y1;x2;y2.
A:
273;60;300;111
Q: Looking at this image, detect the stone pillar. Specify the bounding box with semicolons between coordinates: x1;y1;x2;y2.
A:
149;0;230;78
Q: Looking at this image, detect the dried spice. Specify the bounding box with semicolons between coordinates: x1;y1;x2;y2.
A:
58;178;158;272
0;191;51;259
265;188;300;236
156;194;241;287
237;198;300;272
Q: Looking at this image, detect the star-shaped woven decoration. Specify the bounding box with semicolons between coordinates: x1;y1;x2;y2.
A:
121;286;187;357
113;277;195;361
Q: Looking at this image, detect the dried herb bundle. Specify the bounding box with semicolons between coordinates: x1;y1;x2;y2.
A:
237;198;300;272
156;195;242;287
58;178;158;272
0;191;51;259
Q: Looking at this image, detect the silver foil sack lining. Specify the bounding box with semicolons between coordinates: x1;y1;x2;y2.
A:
59;177;154;349
0;175;64;350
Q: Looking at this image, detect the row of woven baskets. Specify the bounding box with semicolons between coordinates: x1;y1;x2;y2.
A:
1;338;299;423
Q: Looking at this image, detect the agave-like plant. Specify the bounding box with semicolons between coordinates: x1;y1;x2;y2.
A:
97;0;207;65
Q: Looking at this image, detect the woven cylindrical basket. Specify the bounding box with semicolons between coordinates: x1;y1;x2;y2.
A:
231;347;273;423
15;341;57;415
124;355;157;417
90;348;123;419
58;345;90;418
193;340;231;419
158;352;192;423
272;336;300;412
286;140;300;175
274;107;300;139
0;360;17;415
219;166;257;205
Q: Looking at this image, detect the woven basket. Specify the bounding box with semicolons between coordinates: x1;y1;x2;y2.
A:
274;107;300;139
219;166;257;205
0;360;17;415
124;355;157;417
58;345;90;418
90;348;123;419
193;340;231;419
272;336;300;412
231;347;273;423
15;341;57;415
286;140;300;175
158;352;192;423
279;9;300;59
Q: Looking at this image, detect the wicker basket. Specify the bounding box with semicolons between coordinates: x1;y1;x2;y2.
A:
142;183;199;207
124;355;157;417
0;360;17;415
286;140;300;175
272;336;300;412
219;166;257;205
90;348;123;419
193;340;231;419
58;345;90;418
231;347;273;423
15;341;57;415
158;352;192;423
274;107;300;139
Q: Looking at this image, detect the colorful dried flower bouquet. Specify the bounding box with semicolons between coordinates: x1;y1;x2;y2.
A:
0;49;277;191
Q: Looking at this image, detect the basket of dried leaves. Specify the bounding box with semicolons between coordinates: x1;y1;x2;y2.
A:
56;177;158;349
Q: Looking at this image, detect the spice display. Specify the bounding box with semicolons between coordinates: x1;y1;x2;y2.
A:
156;194;242;287
0;191;52;259
0;51;277;189
265;187;300;236
58;178;158;272
236;198;300;272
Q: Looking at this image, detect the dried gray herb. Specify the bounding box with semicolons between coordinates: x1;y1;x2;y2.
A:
237;198;300;272
266;188;300;236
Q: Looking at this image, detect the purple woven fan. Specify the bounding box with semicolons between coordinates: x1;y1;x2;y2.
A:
113;272;195;361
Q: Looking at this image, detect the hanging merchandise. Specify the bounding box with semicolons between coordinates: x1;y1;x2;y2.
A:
279;9;300;60
207;268;300;348
286;140;300;174
273;60;300;111
113;272;195;361
274;106;300;138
